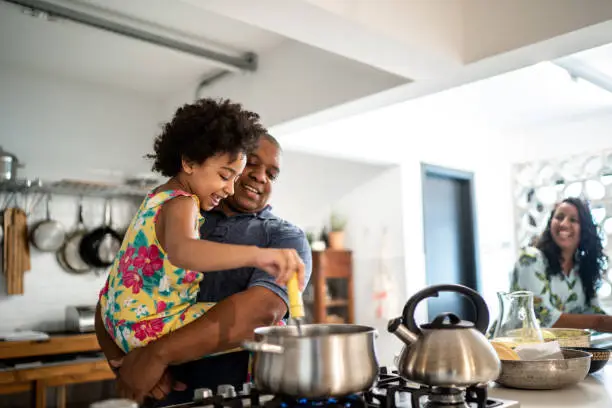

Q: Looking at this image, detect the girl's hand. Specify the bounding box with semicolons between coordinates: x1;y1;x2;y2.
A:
253;248;305;290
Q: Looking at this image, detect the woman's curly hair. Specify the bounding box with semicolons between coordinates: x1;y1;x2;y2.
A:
146;98;264;177
536;197;607;304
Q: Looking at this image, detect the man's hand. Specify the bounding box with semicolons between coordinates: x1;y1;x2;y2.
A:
111;344;168;404
111;359;186;402
253;248;305;289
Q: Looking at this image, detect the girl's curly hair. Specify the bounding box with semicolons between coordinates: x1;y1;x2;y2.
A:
146;98;264;177
536;197;607;304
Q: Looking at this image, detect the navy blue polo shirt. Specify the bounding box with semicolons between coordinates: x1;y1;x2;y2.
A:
148;206;312;407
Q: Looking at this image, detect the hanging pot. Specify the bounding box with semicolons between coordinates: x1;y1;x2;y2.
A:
0;147;24;181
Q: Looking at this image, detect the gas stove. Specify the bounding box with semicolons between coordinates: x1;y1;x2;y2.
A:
168;367;519;408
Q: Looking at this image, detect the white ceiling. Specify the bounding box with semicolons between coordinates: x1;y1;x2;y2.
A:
279;42;612;164
3;0;612;133
0;0;285;96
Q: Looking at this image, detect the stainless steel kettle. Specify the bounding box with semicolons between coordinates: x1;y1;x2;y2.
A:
388;284;501;387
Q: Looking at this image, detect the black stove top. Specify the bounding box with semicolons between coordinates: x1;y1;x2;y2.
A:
366;367;504;408
176;367;509;408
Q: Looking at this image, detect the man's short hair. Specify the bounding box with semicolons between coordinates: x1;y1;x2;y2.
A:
262;133;281;151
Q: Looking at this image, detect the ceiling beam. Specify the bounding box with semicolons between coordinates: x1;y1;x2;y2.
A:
554;58;612;94
3;0;257;72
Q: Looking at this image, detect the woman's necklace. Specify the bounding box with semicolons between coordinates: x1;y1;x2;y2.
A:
561;255;574;276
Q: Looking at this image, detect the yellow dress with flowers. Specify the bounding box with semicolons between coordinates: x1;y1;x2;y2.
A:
99;190;227;353
98;189;285;382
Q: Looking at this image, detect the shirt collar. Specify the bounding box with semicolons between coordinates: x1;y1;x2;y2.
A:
203;204;276;220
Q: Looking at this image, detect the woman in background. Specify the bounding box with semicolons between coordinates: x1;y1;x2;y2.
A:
511;197;612;332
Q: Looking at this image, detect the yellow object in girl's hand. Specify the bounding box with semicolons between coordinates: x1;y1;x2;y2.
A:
287;274;305;319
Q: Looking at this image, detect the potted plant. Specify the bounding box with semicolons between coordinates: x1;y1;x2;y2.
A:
328;211;347;249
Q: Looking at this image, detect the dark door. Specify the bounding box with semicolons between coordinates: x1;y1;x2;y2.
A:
422;164;479;323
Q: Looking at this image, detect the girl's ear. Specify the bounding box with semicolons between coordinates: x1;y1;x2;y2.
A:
181;157;194;175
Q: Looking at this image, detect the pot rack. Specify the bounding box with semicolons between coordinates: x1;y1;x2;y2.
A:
0;178;151;214
0;178;151;197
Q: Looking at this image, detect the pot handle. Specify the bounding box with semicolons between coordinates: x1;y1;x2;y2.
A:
241;341;284;354
402;284;489;336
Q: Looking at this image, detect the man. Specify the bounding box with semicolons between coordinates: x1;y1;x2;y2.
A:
94;134;312;406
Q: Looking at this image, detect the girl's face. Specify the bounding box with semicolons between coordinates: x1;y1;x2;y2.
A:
182;152;246;210
550;202;581;254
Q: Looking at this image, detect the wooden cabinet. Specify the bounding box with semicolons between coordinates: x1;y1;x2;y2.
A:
305;249;354;324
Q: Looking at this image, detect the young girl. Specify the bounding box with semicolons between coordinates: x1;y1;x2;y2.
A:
98;98;304;353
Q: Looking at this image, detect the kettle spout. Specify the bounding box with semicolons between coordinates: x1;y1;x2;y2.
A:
387;317;418;345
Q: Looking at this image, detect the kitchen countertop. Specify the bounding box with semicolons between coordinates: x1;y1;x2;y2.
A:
489;363;612;407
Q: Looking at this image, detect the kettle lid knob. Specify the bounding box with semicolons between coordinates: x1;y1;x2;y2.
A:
421;312;474;330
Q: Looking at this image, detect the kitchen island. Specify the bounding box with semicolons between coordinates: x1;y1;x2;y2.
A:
490;363;612;407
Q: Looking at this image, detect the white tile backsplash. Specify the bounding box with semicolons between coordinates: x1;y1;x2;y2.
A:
0;196;139;332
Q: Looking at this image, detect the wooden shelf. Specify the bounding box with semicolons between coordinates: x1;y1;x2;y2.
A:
0;333;114;408
0;333;100;360
308;249;354;324
326;299;349;307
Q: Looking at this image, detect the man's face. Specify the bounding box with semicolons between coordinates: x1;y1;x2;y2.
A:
225;138;280;213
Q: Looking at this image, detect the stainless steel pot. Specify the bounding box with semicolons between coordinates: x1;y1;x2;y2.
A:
0;147;23;181
242;324;379;398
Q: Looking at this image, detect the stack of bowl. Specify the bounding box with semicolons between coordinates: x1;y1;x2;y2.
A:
490;328;596;389
541;328;611;374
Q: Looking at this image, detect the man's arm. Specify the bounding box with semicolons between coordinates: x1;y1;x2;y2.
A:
149;222;312;366
94;301;126;364
248;222;312;317
151;286;286;365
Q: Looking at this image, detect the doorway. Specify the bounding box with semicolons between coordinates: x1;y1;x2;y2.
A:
421;163;480;323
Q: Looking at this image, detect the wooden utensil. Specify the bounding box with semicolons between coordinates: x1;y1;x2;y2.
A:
4;208;27;295
14;215;23;294
15;209;27;293
7;219;19;295
16;209;30;273
3;208;12;276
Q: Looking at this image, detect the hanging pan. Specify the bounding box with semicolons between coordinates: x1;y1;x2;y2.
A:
30;194;66;252
79;200;122;268
61;201;91;274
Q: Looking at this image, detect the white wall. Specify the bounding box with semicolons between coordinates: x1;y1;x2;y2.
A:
271;151;392;229
0;65;163;332
272;152;406;366
334;166;407;367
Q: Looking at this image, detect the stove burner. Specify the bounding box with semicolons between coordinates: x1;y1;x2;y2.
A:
268;394;365;408
365;367;504;408
185;367;511;408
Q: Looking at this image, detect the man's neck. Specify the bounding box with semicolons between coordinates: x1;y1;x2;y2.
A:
216;200;258;217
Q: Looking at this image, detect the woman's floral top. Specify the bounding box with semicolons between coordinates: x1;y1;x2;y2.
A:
510;246;607;327
99;189;209;353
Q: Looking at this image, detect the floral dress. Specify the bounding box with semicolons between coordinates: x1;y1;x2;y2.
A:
99;189;225;353
509;246;607;327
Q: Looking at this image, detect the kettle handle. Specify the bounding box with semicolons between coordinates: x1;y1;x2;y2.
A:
402;284;489;335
